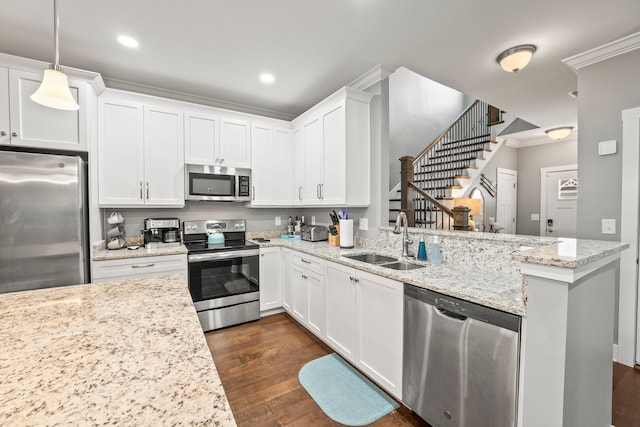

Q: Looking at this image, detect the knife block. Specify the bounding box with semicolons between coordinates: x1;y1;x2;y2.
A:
329;225;340;246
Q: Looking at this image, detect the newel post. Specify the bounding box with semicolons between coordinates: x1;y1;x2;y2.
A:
399;156;415;227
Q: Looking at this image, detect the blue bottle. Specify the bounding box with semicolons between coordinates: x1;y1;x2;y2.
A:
417;235;427;260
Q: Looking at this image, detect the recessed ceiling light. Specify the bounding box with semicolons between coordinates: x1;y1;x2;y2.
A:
259;73;275;84
117;35;139;48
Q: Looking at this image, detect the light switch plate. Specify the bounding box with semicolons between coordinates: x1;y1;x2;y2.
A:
601;219;616;235
275;216;281;226
359;218;369;231
598;140;617;156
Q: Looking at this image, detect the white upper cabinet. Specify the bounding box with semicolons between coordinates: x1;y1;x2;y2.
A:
290;87;373;207
250;122;292;206
219;117;250;168
1;67;87;151
184;111;218;165
184;113;250;168
98;93;184;207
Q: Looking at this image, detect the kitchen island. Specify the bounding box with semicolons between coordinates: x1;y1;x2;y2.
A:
0;274;236;426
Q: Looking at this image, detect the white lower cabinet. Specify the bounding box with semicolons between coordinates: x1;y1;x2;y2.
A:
282;249;293;311
92;254;187;283
289;252;325;338
259;247;282;312
324;261;404;399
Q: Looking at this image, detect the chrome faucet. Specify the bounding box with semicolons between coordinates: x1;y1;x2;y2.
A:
393;212;413;258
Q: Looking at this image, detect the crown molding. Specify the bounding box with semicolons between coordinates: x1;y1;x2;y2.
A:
348;64;393;91
562;31;640;73
506;133;578;148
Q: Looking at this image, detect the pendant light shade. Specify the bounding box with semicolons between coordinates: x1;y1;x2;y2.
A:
31;0;79;111
545;126;574;140
496;45;537;73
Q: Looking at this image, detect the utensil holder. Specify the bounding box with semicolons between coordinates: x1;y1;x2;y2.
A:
329;225;340;247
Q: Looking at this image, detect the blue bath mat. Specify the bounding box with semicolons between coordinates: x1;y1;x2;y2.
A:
298;353;399;426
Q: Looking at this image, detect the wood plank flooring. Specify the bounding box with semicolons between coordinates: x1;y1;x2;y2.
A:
205;313;427;427
206;312;640;427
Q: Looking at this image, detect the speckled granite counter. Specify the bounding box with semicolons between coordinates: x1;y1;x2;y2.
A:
0;274;236;427
93;243;187;261
250;229;628;316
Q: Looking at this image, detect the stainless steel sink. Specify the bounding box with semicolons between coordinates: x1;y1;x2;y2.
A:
381;261;425;270
344;253;398;264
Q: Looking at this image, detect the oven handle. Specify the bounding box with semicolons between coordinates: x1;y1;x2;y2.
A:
188;248;260;263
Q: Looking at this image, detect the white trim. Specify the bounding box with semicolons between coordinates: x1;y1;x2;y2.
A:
506;133;577;149
562;31;640;72
620;106;640;367
348;64;393;91
539;165;578;237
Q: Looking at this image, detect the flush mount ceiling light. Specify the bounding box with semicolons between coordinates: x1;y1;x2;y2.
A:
259;73;275;84
30;0;79;111
545;126;574;140
117;35;139;48
496;44;537;73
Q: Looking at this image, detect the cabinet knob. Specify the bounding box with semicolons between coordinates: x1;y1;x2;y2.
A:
220;158;224;163
11;132;17;137
0;131;6;136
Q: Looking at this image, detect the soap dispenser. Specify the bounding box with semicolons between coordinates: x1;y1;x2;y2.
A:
417;235;427;260
430;236;442;264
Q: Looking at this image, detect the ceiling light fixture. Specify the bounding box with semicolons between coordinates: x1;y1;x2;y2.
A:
30;0;79;111
545;126;574;140
496;44;537;73
117;35;139;48
259;73;275;84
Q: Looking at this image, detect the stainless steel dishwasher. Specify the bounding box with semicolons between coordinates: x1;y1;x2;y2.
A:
403;284;521;427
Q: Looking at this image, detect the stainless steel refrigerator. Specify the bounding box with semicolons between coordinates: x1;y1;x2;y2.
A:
0;149;89;293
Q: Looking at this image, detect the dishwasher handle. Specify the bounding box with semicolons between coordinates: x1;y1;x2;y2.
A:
434;306;468;321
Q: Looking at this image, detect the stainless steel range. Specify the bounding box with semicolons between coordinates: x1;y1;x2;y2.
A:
183;219;260;332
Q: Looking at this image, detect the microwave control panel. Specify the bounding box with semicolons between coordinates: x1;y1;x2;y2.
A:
238;176;250;197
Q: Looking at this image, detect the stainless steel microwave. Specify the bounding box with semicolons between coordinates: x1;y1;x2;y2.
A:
185;164;251;202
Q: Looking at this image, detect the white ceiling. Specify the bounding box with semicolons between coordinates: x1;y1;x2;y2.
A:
1;0;639;141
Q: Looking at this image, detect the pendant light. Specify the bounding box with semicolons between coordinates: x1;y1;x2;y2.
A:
31;0;79;111
496;45;537;73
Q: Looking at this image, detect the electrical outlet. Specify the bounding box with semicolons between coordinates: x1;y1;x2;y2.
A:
311;216;316;225
531;213;540;221
359;218;369;230
275;216;281;226
601;219;616;235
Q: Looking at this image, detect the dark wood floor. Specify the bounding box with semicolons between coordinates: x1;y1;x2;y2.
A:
206;312;640;427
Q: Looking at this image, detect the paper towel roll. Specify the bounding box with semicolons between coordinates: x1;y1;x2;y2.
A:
339;219;354;248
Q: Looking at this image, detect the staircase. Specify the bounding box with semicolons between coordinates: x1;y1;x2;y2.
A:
389;100;503;228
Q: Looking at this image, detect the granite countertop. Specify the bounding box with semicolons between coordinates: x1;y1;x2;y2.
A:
512;237;628;268
0;274;236;426
255;238;526;315
93;243;188;261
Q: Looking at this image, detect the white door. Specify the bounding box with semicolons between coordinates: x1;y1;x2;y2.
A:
321;103;346;205
0;67;10;145
324;262;357;362
540;166;578;238
184;111;218;165
219;117;250;168
250;123;276;205
496;168;517;234
259;247;282;311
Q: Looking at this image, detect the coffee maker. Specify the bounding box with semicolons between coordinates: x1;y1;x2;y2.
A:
142;218;181;249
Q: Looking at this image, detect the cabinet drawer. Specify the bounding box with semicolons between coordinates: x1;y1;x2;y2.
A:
92;254;187;282
291;252;323;274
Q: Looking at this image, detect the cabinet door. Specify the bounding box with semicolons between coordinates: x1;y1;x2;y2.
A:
357;271;403;399
219;117;250;168
8;69;85;151
274;127;293;205
291;264;309;323
259;247;282;311
306;269;324;338
302;117;323;204
282;250;293;312
143;105;184;206
98;98;145;206
324;262;357;362
250;123;276;205
321;103;346;205
0;67;9;145
184;111;218;165
292;127;304;205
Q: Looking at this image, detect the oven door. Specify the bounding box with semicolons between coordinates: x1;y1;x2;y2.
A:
188;249;259;311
